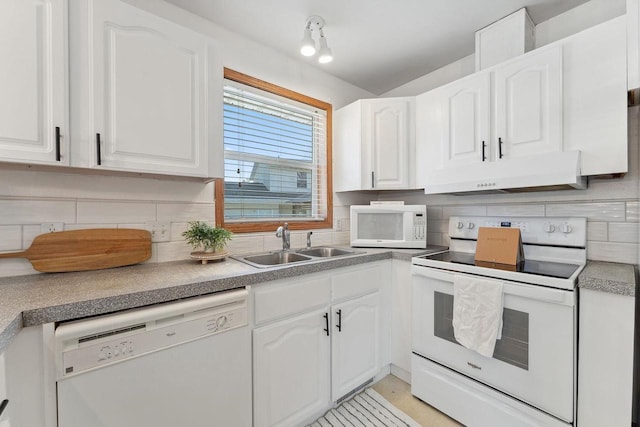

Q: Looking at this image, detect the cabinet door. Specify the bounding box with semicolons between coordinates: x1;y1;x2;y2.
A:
253;309;330;427
494;46;562;160
89;0;208;176
331;292;381;401
0;0;67;165
438;73;491;169
363;99;412;189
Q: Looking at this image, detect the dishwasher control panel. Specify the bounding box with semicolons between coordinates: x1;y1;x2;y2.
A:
55;290;248;380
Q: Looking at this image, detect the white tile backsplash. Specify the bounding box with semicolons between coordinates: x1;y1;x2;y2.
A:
0;226;22;251
545;202;626;221
587;222;608;241
77;201;156;224
443;205;487;217
155;240;192;263
226;235;264;255
426;206;443;220
608;223;640;243
587;241;639;264
487;204;545;217
626;202;640;222
157;203;215;222
0;199;75;225
22;225;40;248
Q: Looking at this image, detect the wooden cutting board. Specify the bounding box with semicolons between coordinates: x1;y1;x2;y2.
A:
0;228;152;273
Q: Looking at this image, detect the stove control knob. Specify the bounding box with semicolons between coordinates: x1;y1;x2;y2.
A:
562;224;572;234
456;222;464;229
467;223;475;230
544;223;556;233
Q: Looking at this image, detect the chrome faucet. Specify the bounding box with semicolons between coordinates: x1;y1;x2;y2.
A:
306;231;313;249
275;222;290;251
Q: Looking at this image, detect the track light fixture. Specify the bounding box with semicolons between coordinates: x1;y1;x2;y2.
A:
299;15;333;64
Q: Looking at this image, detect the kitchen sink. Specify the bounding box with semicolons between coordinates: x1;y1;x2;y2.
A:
295;247;356;258
233;247;361;268
239;252;312;267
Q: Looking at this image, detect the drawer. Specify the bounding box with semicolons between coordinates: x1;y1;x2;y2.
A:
332;262;386;302
253;275;331;325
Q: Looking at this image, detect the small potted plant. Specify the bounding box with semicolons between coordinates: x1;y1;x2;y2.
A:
182;221;233;264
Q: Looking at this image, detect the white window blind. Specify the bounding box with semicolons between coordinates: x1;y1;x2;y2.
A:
223;81;328;222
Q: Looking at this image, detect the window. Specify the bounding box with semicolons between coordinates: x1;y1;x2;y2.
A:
217;69;332;233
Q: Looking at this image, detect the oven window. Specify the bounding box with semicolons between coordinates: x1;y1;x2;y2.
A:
434;291;529;370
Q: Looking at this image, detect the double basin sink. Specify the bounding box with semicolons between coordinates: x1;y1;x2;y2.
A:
234;247;360;268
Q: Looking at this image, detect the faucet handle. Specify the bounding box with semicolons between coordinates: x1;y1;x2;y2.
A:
275;226;283;238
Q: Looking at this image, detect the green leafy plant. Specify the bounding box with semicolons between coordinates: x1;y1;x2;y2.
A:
182;221;233;252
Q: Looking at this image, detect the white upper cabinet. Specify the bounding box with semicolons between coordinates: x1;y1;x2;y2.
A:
494;47;562;160
334;97;417;191
437;72;491;169
417;16;626;194
0;0;68;166
70;0;214;177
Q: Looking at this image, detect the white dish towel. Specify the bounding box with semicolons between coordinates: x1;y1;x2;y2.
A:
452;274;504;358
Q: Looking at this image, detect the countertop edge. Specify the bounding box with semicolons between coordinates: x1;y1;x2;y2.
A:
3;247;442;353
578;261;637;297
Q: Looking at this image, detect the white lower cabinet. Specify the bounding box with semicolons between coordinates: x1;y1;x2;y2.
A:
252;261;390;427
577;288;635;427
0;353;7;427
331;292;381;401
1;324;56;427
253;308;331;427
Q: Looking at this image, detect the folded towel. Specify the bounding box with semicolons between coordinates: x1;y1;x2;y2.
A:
452;274;504;358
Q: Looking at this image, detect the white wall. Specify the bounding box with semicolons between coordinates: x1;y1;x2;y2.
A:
0;0;374;278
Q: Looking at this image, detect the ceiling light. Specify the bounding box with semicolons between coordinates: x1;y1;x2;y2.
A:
317;31;333;64
300;27;316;56
299;15;333;64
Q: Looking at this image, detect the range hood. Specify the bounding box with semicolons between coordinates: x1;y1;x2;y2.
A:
424;150;586;195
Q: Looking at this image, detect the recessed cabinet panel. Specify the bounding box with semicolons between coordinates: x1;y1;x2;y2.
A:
253;309;330;427
495;47;562;159
331;292;380;401
87;0;208;176
439;73;491;168
371;104;408;188
107;27;196;163
335;98;416;191
0;0;67;165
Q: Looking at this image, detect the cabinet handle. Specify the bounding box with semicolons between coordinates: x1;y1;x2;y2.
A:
323;312;329;336
498;137;504;159
0;399;8;417
96;133;102;166
55;127;61;162
371;171;375;189
336;309;342;332
481;141;486;162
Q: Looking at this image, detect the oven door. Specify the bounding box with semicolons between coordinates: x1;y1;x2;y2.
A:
412;265;575;422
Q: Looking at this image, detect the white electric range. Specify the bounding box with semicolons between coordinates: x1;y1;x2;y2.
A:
411;216;587;427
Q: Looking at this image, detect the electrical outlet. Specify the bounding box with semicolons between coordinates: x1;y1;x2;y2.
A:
40;223;64;233
147;222;171;242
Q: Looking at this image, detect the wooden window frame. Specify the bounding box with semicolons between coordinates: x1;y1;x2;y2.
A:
216;68;333;233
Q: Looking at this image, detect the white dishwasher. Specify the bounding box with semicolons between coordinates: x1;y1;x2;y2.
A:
55;288;251;427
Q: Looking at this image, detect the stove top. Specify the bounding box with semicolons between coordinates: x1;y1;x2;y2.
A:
418;251;582;280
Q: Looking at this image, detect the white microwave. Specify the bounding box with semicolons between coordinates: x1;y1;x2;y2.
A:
350;204;427;248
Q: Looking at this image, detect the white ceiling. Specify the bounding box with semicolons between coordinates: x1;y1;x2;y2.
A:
163;0;592;95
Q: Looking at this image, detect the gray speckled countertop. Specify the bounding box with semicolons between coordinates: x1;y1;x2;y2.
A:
578;261;637;297
0;246;446;353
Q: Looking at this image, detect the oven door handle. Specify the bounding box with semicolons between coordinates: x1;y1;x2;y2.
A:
411;265;574;306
